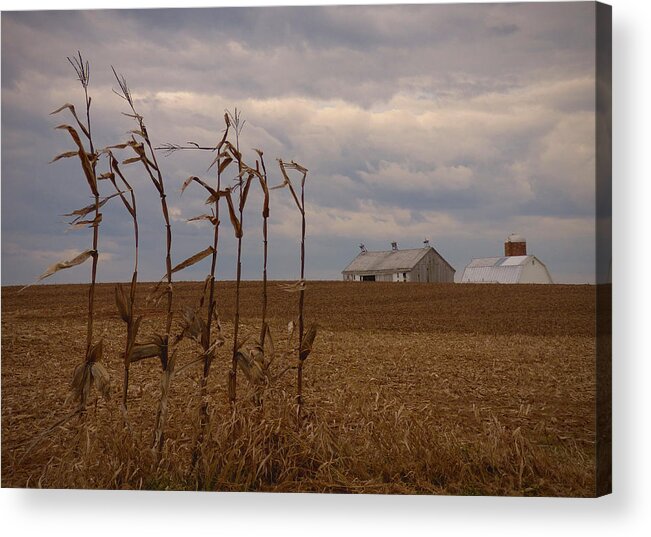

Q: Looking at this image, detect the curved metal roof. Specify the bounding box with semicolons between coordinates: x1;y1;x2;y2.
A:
342;247;441;273
461;255;551;283
465;255;530;268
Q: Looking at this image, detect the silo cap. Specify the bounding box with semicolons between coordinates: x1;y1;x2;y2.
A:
506;233;526;243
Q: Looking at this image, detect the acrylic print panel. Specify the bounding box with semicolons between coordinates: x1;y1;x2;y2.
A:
1;2;611;496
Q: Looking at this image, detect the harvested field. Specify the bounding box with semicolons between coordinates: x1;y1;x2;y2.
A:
1;281;597;495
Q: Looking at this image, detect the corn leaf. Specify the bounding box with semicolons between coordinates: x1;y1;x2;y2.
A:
128;342;160;364
146;279;170;305
127;315;143;351
265;323;275;357
218;156;233;175
55;124;97;195
236;334;251;353
205;188;230;205
66;213;102;232
115;284;130;323
180;306;204;342
206;150;229;173
91;362;111;399
50;150;79;163
236;350;267;385
50;103;90;139
239;173;254;212
272;159;291;190
21;250;94;291
257;172;270;218
224;141;241;162
278;280;306;293
300;324;318;361
180;176;195;195
171;246;214;274
88;339;103;363
63;192;122;223
104;142;130;150
277;159;302;209
181;176;218;198
223;189;242;238
187;214;218;226
70;362;91;404
285;160;308;173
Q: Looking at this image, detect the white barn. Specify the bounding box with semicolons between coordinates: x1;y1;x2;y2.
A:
461;234;553;284
342;242;455;283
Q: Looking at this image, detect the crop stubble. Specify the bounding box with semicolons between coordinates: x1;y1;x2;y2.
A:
1;281;596;495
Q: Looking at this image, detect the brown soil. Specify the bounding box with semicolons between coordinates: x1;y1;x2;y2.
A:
1;281;597;495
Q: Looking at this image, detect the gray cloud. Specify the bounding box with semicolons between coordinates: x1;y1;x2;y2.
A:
2;3;600;285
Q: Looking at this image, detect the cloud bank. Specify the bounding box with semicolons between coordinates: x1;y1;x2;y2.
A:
2;3;599;284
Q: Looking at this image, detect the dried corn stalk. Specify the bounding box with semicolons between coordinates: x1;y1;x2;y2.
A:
274;159;313;417
112;66;178;453
46;53;112;411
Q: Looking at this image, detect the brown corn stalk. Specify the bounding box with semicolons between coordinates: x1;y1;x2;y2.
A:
202;117;231;413
226;108;246;404
73;54;99;362
104;152;139;411
274;159;316;419
177;117;233;471
229;153;271;408
255;152;270;346
197;147;224;461
112;67;175;453
45;53;111;413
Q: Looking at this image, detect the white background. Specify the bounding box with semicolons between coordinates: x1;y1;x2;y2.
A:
1;0;649;535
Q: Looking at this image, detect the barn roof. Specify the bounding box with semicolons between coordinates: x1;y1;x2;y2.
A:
461;255;546;283
342;246;449;273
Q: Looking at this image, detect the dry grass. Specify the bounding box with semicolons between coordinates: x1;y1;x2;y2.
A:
2;281;596;496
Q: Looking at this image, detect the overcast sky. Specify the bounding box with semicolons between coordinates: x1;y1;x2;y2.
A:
1;3;602;285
